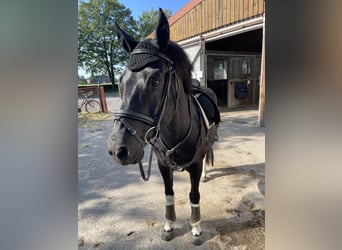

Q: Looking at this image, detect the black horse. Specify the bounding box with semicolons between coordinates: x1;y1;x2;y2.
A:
107;8;220;245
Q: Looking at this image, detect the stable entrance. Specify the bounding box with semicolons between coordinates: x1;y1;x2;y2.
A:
205;29;262;108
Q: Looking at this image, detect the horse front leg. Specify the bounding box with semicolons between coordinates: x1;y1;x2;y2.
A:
188;162;204;245
158;162;176;241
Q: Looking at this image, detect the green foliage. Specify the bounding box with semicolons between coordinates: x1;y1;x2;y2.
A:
78;1;172;85
136;8;172;40
78;0;137;85
78;75;87;85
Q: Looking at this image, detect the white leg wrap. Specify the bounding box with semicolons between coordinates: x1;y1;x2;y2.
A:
190;203;202;236
191;203;200;208
165;195;174;206
164;195;176;232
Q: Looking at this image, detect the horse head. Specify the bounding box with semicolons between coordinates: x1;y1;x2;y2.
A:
107;9;179;165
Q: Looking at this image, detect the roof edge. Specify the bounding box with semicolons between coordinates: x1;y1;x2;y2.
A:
168;0;203;26
147;0;203;39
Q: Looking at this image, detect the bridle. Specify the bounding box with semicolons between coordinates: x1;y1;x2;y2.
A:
114;48;177;143
114;47;203;181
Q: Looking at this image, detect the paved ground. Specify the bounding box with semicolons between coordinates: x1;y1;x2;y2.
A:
78;93;265;249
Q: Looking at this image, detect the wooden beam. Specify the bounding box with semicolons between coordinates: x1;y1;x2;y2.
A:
258;18;265;126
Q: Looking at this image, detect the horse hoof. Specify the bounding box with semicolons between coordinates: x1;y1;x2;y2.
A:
192;235;203;246
161;230;174;241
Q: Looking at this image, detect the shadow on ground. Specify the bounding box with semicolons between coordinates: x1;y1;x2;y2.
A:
78;115;265;249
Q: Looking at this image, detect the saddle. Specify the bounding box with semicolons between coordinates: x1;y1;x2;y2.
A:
191;79;221;129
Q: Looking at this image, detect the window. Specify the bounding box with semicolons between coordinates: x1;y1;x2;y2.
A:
213;59;227;80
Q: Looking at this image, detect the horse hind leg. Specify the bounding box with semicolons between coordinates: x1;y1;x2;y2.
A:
201;156;207;182
201;147;214;182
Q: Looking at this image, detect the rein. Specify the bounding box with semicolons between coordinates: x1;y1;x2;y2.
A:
114;48;202;181
138;145;154;181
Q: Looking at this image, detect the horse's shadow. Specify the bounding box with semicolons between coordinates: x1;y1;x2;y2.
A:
196;163;265;246
206;163;264;180
163;208;265;246
201;209;265;245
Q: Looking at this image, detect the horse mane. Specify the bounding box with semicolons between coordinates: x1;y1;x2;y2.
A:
146;38;193;93
165;41;193;93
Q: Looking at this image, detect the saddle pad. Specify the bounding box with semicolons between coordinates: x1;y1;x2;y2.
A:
192;86;221;129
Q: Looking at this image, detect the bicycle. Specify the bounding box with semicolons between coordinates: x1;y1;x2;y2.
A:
78;90;101;113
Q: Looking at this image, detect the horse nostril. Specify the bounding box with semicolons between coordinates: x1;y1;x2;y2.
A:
116;147;128;160
108;150;113;156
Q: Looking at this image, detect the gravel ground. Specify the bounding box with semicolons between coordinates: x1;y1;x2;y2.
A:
78;94;265;249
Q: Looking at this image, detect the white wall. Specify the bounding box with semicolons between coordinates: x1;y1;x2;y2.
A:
181;41;204;84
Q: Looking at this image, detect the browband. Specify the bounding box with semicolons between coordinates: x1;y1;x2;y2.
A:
130;48;174;66
114;109;155;127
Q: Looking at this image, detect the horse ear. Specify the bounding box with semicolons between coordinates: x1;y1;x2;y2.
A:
155;8;170;50
114;22;138;53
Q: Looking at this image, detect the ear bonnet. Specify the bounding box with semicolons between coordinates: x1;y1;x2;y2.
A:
127;41;173;72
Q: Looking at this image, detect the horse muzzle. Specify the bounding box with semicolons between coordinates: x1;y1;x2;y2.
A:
107;134;144;165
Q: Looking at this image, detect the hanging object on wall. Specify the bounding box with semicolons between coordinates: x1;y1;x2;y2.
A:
234;81;248;99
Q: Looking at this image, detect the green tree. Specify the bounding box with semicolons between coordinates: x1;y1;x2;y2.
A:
78;0;137;86
136;8;172;40
78;75;87;85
